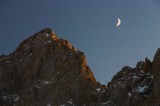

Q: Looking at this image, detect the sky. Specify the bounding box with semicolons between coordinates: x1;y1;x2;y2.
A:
0;0;160;84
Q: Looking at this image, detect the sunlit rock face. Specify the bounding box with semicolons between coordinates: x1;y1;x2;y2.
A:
0;28;105;106
0;28;160;106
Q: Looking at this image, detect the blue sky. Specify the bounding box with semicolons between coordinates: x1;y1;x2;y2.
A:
0;0;160;84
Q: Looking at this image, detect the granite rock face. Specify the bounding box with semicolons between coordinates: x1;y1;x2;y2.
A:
0;28;105;106
0;28;160;106
99;54;160;106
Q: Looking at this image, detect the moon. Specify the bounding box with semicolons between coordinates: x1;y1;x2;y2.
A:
116;18;121;27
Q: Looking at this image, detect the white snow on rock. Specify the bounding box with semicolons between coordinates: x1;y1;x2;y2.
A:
127;92;131;97
2;95;19;101
146;73;154;79
33;85;40;89
45;33;50;37
120;77;124;80
44;41;52;45
96;88;101;92
44;81;50;84
68;99;74;105
2;96;7;99
68;101;73;104
151;75;154;78
136;86;148;92
14;96;19;101
29;53;32;56
101;101;111;105
132;75;139;79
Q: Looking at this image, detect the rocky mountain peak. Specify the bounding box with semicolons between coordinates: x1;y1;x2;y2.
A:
1;28;160;106
98;49;160;106
0;28;105;106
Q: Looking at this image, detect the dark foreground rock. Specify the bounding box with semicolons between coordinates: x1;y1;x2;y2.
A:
0;28;160;106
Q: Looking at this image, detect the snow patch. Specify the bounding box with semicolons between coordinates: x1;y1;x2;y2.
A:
68;99;74;105
45;33;50;37
96;88;101;92
101;101;111;105
136;86;148;92
2;95;19;102
68;101;73;104
14;96;19;101
2;96;7;99
132;75;139;79
44;81;50;84
33;85;40;89
29;53;32;56
141;70;144;73
127;92;131;97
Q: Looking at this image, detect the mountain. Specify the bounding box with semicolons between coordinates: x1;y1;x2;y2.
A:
0;28;160;106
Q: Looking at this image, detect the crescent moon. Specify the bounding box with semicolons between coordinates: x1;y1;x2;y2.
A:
116;18;121;26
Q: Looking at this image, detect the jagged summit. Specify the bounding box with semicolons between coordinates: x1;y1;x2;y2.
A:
15;28;72;55
0;28;105;106
1;28;160;106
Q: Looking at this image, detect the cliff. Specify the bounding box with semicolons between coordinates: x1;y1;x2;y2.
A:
99;52;160;106
0;28;160;106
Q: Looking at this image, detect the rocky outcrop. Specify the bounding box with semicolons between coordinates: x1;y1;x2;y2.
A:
0;28;160;106
0;28;106;106
98;54;160;106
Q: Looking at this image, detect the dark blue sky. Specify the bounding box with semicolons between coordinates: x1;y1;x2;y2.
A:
0;0;160;84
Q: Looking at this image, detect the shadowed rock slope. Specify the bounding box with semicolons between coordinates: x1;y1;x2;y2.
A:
0;28;160;106
98;52;160;106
